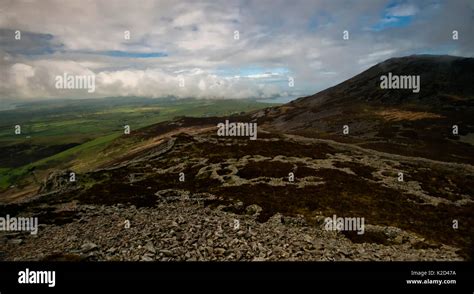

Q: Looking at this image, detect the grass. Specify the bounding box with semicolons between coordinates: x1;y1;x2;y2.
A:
0;97;277;191
0;98;273;142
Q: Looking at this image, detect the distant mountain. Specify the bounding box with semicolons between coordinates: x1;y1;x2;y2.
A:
257;55;474;164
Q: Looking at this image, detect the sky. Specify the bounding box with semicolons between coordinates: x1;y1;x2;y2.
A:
0;0;473;101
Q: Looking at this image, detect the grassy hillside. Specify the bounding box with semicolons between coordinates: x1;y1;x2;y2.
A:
0;97;277;191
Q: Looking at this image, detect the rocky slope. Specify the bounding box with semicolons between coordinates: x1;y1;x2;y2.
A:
1;202;461;262
0;122;472;261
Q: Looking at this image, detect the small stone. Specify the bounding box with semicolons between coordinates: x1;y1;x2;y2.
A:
245;204;262;216
66;235;78;242
8;238;23;245
107;247;117;254
159;249;173;257
141;254;154;261
267;213;282;225
144;242;156;253
81;241;98;252
393;235;404;244
303;234;313;243
214;248;226;255
273;246;283;255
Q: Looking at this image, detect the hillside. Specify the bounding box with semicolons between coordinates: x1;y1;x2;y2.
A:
257;55;474;164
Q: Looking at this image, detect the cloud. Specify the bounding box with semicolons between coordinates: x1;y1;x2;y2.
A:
0;0;472;101
0;58;288;100
386;4;419;17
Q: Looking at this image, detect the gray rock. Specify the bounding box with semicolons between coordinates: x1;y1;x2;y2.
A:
234;201;244;209
303;234;313;243
245;204;262;216
106;247;117;254
144;242;156;253
170;221;179;228
384;227;401;239
273;246;283;255
267;213;283;225
8;238;23;245
159;249;173;257
141;254;154;261
66;235;78;242
81;241;98;252
214;248;226;255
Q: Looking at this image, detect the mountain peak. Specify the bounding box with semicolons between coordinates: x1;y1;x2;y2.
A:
293;54;474;107
260;54;474;165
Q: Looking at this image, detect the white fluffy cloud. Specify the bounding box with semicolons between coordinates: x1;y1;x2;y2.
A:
0;0;472;100
0;58;285;100
96;67;283;99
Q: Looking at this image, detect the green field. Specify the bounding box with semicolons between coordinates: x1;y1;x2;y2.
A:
0;97;277;191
